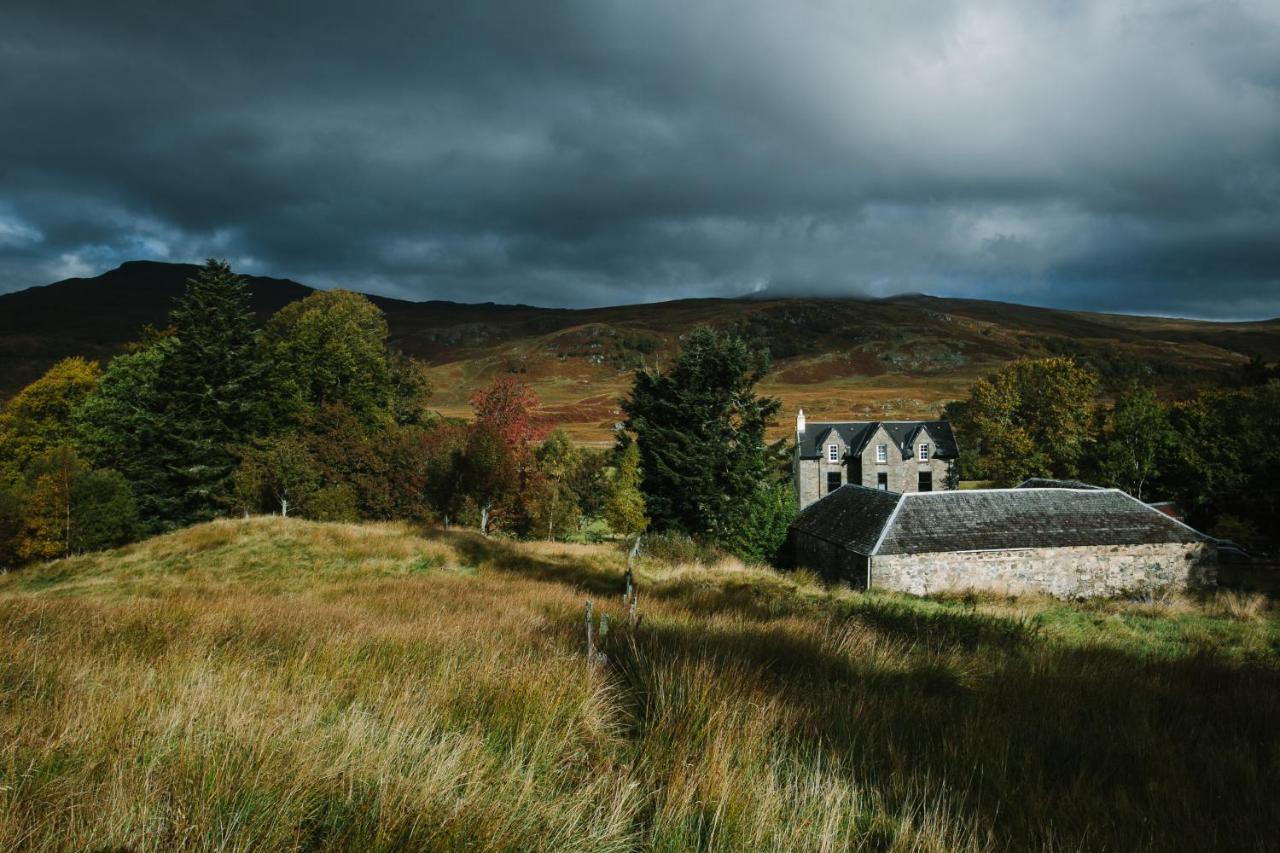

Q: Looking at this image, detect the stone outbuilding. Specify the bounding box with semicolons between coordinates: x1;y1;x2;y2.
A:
788;483;1216;598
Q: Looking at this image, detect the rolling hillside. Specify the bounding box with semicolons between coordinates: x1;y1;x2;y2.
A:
0;516;1276;849
3;261;1278;442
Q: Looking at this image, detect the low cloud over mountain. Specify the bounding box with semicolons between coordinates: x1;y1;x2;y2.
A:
2;1;1279;316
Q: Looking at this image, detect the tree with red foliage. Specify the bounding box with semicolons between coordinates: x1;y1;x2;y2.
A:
469;378;543;449
465;378;543;534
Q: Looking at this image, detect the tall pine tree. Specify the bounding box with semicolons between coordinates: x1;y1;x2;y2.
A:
77;260;273;528
621;327;779;547
160;259;273;523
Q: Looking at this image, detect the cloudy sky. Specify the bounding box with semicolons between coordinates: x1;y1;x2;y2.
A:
2;1;1279;317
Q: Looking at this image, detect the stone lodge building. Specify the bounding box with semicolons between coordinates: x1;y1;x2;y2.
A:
788;482;1216;598
793;411;959;510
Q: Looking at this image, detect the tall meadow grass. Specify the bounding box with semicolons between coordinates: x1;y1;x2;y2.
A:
0;516;1276;850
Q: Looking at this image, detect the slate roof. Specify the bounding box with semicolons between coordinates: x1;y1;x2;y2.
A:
799;420;958;461
789;484;901;554
790;484;1207;556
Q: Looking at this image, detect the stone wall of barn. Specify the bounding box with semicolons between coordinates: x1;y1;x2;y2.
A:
869;542;1217;598
790;531;870;588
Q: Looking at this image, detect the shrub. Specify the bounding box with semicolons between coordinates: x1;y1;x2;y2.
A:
642;530;721;565
307;484;361;522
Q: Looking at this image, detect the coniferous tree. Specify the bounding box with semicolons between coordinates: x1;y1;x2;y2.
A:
621;327;780;547
159;260;274;523
76;260;274;528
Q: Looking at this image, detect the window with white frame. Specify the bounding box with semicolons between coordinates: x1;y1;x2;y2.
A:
918;443;930;461
827;444;840;462
876;443;888;463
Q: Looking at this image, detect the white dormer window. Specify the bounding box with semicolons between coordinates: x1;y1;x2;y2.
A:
918;443;930;461
827;444;840;462
876;444;888;463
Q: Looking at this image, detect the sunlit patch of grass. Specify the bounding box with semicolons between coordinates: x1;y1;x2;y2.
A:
0;517;1277;850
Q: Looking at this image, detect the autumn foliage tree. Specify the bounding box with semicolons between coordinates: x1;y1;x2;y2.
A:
0;357;101;471
16;445;136;560
605;441;648;539
946;357;1099;485
464;378;543;534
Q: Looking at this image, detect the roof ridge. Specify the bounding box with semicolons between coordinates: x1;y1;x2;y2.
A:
1111;488;1209;539
805;419;940;424
904;486;1113;496
869;492;907;556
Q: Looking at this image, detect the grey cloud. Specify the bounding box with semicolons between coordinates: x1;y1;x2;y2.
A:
1;0;1278;317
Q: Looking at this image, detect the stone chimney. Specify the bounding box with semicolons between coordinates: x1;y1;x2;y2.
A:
796;408;806;437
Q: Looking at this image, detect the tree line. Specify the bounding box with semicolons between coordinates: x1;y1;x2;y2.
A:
0;261;654;565
945;356;1280;552
12;262;1263;566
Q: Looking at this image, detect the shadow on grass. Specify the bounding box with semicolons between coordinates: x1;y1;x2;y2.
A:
644;571;1039;652
423;528;628;598
604;613;1280;852
839;597;1039;651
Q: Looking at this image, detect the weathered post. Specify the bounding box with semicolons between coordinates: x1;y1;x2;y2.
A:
585;600;595;661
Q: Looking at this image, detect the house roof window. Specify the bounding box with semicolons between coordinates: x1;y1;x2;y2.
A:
827;444;840;462
876;444;888;463
918;443;930;461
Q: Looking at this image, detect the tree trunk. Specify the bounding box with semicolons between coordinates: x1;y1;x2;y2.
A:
62;466;73;557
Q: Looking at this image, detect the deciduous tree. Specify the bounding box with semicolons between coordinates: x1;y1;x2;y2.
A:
0;357;100;470
16;445;136;560
1092;383;1175;501
949;358;1099;485
604;441;648;538
264;289;394;423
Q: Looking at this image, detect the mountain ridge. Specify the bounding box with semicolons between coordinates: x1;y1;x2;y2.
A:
3;261;1279;441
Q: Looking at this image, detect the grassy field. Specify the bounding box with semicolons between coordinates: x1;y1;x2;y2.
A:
1;518;1277;851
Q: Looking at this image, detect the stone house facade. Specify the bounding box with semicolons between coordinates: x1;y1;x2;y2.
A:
793;411;958;510
788;482;1216;598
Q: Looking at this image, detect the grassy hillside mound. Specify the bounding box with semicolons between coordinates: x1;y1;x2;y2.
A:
1;517;1277;850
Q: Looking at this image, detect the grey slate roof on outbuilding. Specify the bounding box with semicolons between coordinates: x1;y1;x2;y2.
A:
790;484;1207;556
799;420;958;461
789;484;901;554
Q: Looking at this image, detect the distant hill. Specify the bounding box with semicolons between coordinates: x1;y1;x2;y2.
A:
3;261;1278;442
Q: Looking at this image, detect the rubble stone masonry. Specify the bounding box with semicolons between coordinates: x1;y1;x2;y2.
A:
869;542;1217;598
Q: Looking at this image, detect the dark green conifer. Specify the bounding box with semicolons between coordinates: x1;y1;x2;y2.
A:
621;327;780;547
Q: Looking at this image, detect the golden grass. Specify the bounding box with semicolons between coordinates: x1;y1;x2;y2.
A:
1;517;1277;850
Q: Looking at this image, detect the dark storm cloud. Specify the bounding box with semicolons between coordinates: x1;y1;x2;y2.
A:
2;0;1279;316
